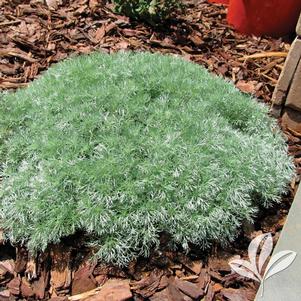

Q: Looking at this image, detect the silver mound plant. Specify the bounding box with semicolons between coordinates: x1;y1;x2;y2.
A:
0;52;294;266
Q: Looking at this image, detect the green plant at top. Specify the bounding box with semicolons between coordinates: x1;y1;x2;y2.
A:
112;0;183;24
0;52;294;266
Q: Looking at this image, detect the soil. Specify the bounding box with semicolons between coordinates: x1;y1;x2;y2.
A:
0;0;300;300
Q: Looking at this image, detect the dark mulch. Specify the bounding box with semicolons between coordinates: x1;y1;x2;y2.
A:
0;0;300;300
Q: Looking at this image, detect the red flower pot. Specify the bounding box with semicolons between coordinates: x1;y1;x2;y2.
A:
227;0;301;37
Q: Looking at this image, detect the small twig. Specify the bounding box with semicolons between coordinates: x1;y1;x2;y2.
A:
78;28;98;44
287;127;301;138
238;52;288;61
0;20;21;26
261;61;277;71
68;286;102;301
0;77;24;83
261;73;278;84
0;81;28;89
0;48;37;63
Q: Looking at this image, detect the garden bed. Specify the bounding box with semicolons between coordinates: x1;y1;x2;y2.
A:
0;1;300;301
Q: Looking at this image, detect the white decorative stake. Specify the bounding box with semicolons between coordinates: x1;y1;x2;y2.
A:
229;233;297;297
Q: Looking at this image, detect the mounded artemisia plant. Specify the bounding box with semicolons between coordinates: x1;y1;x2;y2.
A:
0;52;294;266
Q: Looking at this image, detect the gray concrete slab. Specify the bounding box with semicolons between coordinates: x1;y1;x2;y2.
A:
255;186;301;301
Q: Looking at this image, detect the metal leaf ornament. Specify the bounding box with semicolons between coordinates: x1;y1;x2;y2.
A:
229;233;297;297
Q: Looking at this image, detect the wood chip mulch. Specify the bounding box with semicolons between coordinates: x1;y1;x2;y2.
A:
0;0;292;103
0;0;299;300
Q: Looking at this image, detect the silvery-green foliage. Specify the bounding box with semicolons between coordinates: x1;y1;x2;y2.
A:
0;52;294;266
